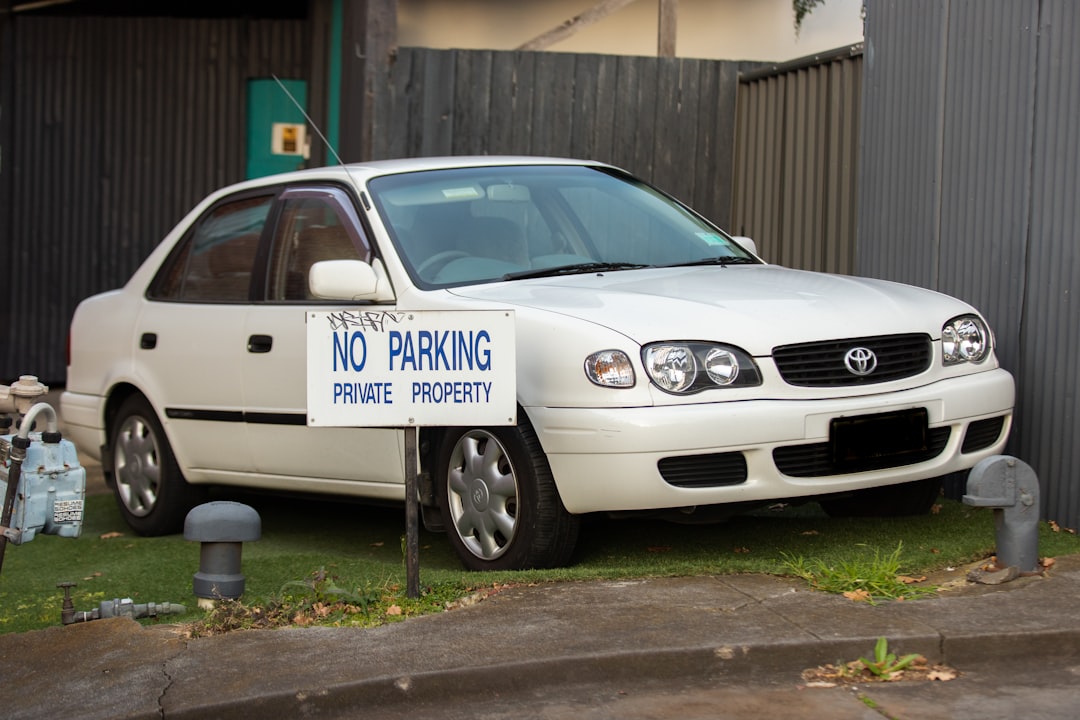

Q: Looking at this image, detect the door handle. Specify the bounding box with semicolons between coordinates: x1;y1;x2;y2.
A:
247;334;273;353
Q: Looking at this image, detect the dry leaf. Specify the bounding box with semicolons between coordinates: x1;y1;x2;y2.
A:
1049;520;1061;533
800;530;820;536
930;548;941;554
896;575;926;584
99;531;124;540
1041;557;1057;569
927;667;958;681
733;547;751;554
842;589;871;602
930;503;942;514
370;541;385;547
386;605;403;616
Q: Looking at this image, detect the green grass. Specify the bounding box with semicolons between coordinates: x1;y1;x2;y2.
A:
781;542;940;604
2;489;1079;635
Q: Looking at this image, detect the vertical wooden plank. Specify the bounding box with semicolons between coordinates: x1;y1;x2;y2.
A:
420;48;455;156
508;51;536;154
587;54;619;163
530;53;557;156
610;55;639;173
453;50;492;155
652;57;680;199
487;50;517;154
570;53;599;160
631;56;658;179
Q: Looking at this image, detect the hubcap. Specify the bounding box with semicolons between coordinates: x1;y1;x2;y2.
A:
114;414;162;517
447;430;519;560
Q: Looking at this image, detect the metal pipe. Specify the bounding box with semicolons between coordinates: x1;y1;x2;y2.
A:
15;402;59;438
0;435;27;572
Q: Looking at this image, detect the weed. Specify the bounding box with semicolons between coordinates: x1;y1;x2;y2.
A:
781;542;937;604
859;636;922;679
190;568;390;636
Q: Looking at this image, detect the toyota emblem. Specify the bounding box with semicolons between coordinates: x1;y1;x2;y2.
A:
843;347;877;376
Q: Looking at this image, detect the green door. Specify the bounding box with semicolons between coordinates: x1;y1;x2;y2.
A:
246;78;309;179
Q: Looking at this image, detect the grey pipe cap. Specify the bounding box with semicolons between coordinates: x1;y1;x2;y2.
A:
183;501;261;542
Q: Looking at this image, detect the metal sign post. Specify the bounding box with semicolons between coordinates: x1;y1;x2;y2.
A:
307;309;516;599
403;425;420;597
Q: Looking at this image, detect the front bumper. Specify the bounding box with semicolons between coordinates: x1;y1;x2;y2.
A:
527;368;1015;514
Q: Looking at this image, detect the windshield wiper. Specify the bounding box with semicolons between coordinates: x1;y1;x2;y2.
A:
667;256;758;268
504;262;652;280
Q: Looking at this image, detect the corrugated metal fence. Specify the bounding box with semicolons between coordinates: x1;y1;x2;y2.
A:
0;16;308;383
859;0;1080;527
731;46;863;274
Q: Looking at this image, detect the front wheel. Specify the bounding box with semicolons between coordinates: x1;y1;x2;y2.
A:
109;394;207;535
436;419;580;571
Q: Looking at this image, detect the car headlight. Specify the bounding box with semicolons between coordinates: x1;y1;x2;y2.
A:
585;350;636;388
642;342;761;394
942;315;990;365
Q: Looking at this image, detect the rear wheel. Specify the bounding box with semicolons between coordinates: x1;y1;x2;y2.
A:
820;476;943;518
109;394;206;535
437;418;580;571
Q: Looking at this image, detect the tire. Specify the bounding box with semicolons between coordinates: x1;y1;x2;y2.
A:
109;394;206;535
820;476;943;518
437;417;580;571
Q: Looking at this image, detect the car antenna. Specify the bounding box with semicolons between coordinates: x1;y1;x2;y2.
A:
271;73;347;168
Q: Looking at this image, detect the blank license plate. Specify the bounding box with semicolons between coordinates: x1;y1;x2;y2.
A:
830;408;929;468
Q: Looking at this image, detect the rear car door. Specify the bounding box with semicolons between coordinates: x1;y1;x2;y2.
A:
137;191;275;478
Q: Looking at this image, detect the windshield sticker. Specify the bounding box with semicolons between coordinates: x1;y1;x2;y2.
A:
696;232;727;245
441;187;483;200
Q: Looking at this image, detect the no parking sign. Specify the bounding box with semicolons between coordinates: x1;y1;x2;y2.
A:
306;309;516;427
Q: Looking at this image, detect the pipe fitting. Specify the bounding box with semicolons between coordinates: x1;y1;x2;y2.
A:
963;455;1040;573
184;502;261;608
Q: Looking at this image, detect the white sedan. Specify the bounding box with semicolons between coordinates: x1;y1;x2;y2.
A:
62;157;1015;570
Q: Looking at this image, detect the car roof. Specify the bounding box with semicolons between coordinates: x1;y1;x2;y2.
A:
219;156;613;196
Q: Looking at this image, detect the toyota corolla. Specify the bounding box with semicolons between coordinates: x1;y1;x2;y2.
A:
62;157;1015;570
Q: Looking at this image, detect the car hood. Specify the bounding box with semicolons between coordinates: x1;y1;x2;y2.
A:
446;265;972;354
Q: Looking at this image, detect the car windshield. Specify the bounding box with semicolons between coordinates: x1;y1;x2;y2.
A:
367;165;757;288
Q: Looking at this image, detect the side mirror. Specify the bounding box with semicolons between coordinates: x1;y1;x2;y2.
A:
731;236;758;257
309;259;394;302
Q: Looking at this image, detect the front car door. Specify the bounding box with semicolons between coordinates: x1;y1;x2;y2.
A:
241;185;405;500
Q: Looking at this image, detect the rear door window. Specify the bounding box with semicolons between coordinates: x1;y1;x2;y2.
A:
151;194;274;302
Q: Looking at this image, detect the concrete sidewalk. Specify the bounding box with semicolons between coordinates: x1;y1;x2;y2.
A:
2;553;1078;720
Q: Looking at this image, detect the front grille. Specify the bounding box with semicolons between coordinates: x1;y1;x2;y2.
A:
773;426;951;477
773;334;932;387
961;416;1006;453
659;452;748;488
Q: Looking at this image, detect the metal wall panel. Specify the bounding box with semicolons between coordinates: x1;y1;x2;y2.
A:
1;16;308;383
860;0;1080;527
370;48;748;231
732;47;862;274
1018;0;1080;529
858;0;948;288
